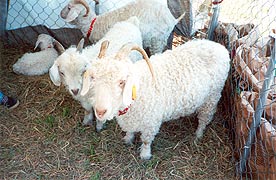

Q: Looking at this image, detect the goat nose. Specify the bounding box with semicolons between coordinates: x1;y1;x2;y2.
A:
71;89;79;95
96;108;107;118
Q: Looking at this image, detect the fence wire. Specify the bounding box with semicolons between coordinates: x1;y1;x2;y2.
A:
5;0;210;34
214;0;276;179
4;0;276;179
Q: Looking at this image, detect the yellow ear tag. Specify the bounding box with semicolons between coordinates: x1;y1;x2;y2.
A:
83;71;88;78
132;85;136;100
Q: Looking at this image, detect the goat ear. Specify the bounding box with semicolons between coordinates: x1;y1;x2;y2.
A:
81;70;92;96
34;41;41;50
49;61;61;86
77;38;84;53
122;75;138;107
54;40;65;55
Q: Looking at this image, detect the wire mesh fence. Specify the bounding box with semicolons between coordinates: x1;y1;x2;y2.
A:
2;0;276;179
213;0;276;179
6;0;165;30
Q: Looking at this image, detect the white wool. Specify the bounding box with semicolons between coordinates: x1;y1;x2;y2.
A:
61;0;182;55
13;49;58;76
82;39;231;160
12;34;58;76
49;17;142;130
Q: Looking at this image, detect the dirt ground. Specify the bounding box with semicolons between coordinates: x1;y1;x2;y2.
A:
0;43;236;179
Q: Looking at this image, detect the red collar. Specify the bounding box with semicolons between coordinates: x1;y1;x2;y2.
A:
212;0;223;5
86;18;96;39
118;104;131;116
118;85;137;116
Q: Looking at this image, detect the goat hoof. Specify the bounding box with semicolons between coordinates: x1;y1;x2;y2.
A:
123;139;133;146
140;148;152;160
96;122;106;132
82;120;93;126
140;154;152;160
123;141;133;146
96;126;103;132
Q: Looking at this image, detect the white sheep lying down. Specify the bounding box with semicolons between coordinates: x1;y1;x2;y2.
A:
81;39;231;160
60;0;184;55
49;17;142;131
13;34;59;76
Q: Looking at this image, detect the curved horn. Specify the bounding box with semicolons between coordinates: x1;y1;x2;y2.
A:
75;0;90;17
34;42;41;50
54;40;65;55
76;38;85;53
115;43;155;79
98;40;110;58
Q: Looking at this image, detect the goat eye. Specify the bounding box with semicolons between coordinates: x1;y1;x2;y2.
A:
60;71;65;76
119;80;125;88
90;75;95;81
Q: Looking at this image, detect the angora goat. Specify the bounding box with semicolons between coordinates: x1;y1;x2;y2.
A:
13;34;59;76
81;39;230;160
49;17;142;130
60;0;184;55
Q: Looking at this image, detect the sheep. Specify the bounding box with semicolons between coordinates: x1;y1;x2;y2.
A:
60;0;184;55
49;16;143;131
80;39;230;160
12;34;59;76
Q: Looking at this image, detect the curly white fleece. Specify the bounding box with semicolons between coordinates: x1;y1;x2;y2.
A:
85;39;230;159
49;17;142;130
13;34;58;76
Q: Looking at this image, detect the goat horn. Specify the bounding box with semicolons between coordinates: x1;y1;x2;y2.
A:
76;38;85;53
98;40;110;58
54;40;65;55
74;0;90;17
115;43;155;80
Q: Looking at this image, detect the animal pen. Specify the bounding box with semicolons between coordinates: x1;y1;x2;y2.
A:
0;0;275;179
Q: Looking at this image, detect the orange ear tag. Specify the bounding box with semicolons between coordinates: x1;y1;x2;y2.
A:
132;85;136;100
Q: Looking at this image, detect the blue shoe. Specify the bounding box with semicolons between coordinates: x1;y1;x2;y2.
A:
1;96;19;109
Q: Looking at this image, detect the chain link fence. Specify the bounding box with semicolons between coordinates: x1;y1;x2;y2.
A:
212;0;276;179
2;0;276;179
7;0;74;30
3;0;210;47
3;0;176;47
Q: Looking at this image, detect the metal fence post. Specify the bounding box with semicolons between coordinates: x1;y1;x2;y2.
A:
238;34;276;175
0;0;8;36
207;0;222;40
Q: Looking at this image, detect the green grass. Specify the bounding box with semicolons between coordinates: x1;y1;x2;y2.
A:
90;172;101;180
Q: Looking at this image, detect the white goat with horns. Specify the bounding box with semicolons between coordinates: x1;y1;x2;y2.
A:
81;39;230;160
49;17;142;131
60;0;184;55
